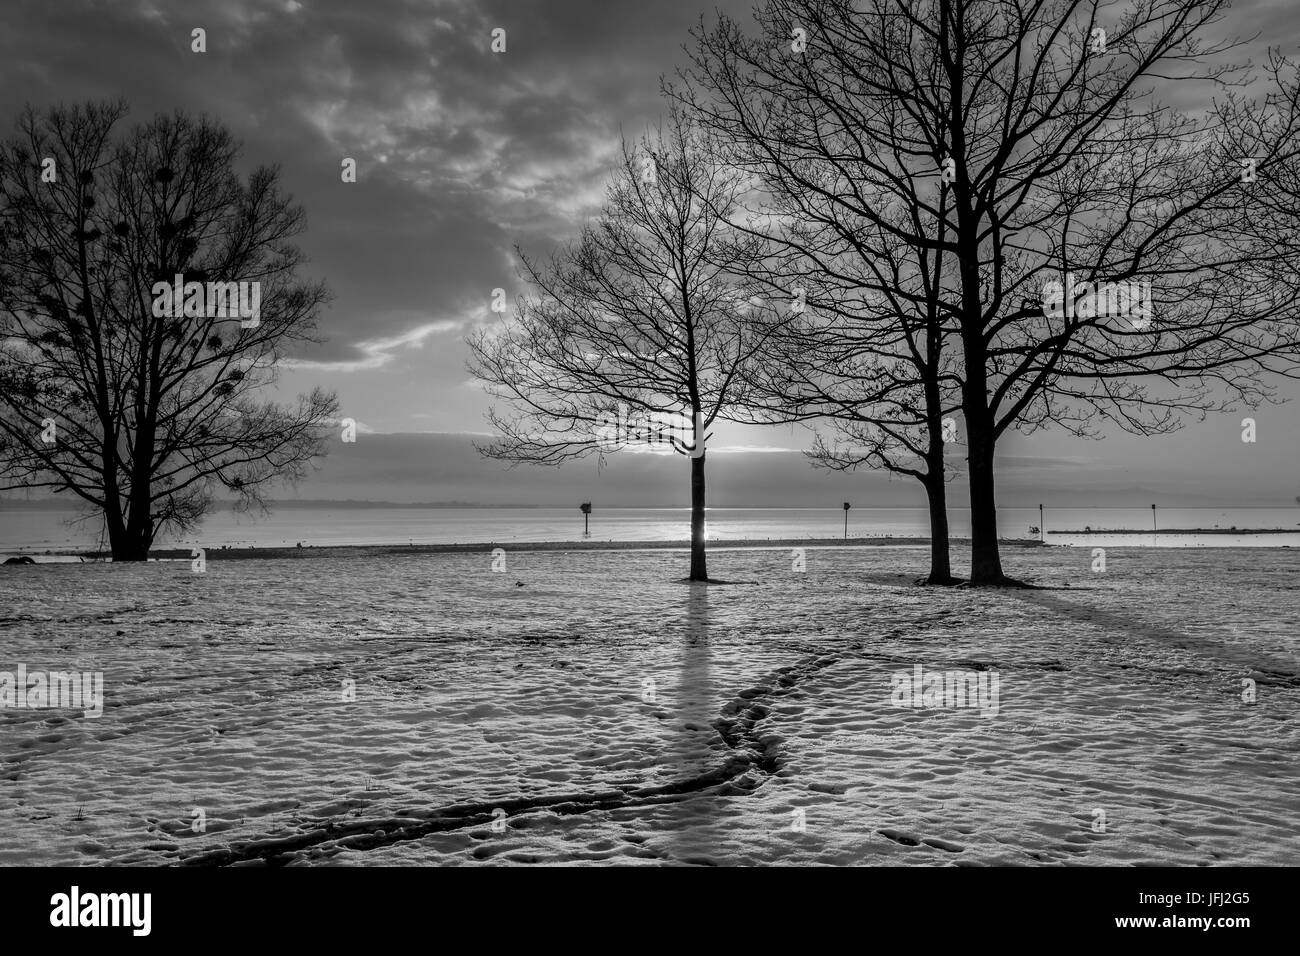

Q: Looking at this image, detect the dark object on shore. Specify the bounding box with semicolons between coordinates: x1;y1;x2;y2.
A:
3;555;35;565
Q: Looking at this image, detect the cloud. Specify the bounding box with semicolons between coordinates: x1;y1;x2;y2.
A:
284;317;467;372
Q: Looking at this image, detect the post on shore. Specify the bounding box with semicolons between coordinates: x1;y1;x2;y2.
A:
580;501;592;537
1039;503;1044;543
843;501;851;540
1151;503;1157;533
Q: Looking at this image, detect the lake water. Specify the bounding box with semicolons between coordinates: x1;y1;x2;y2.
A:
3;504;1299;552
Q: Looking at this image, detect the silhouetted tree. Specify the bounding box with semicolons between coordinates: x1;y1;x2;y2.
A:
0;102;338;559
686;0;1300;585
466;112;769;581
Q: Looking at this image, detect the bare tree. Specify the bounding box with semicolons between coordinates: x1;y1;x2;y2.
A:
711;208;965;582
466;112;768;581
754;273;964;584
687;0;1300;585
0;102;338;560
923;0;1300;584
680;2;971;584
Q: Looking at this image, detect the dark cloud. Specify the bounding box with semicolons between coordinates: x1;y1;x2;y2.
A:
0;0;749;364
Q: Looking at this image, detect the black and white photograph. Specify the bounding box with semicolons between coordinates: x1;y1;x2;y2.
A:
0;0;1295;932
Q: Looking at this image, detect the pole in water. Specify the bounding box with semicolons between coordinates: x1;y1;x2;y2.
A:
1039;503;1044;543
843;501;851;540
1151;503;1157;533
580;501;592;537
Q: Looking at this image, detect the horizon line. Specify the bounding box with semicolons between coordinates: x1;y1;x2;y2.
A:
2;497;1295;510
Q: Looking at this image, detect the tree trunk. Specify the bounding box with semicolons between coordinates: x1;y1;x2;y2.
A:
114;484;154;562
922;349;956;583
100;447;145;560
923;472;956;584
108;523;150;561
689;452;707;581
965;417;1005;584
103;492;129;559
957;276;1009;584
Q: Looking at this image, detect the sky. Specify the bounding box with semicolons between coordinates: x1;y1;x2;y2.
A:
1;0;1298;509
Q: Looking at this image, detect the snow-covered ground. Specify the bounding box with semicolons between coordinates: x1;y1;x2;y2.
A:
1;544;1297;866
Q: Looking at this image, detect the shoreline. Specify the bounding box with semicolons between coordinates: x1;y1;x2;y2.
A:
6;530;1300;561
7;536;1042;562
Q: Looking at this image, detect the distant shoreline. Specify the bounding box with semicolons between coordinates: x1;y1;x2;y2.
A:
9;536;1044;562
4;500;1298;510
8;530;1300;562
7;530;1300;562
